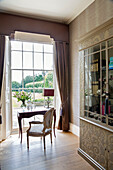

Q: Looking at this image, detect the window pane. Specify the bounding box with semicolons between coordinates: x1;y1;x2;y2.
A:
11;41;22;50
33;90;44;106
101;41;106;49
88;44;100;54
23;52;32;69
84;55;89;111
108;38;113;47
44;44;53;53
12;70;22;88
44;54;53;70
108;48;113;102
34;71;44;88
102;51;106;116
88;53;100;115
45;96;54;108
23;42;33;51
102;51;106;95
84;49;88;55
23;71;33;88
44;71;53;88
34;53;43;69
11;51;22;69
34;43;43;52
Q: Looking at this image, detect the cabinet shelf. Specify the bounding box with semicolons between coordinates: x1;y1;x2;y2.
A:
90;61;98;65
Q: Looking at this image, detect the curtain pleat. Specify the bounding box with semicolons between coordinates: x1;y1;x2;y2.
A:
54;41;69;131
0;35;5;99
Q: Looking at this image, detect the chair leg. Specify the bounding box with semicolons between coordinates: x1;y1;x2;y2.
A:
43;136;46;149
50;133;52;144
27;133;29;149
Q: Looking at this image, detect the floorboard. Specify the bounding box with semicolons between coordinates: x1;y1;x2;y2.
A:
0;130;94;170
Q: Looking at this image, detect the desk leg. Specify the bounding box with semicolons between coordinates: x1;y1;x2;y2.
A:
53;109;56;137
18;116;22;143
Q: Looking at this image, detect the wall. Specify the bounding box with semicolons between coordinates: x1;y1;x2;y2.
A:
69;0;113;135
0;13;69;42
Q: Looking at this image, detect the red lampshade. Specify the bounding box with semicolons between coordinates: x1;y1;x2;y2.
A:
44;89;54;97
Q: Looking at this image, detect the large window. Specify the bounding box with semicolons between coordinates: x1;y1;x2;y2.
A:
11;40;54;129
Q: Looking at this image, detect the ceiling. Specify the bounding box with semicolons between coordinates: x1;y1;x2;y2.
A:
0;0;95;24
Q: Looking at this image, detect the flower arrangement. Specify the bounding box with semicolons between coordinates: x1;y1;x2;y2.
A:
13;91;31;107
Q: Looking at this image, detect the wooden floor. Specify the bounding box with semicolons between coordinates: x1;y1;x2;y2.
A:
0;130;94;170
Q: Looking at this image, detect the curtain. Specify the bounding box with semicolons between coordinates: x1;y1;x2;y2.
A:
0;35;5;99
54;41;69;131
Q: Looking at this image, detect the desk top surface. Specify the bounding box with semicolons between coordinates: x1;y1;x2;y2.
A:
18;107;52;114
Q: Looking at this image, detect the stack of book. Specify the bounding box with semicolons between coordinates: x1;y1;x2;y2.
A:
109;57;113;70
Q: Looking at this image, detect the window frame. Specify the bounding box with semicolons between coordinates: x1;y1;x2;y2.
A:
11;40;54;100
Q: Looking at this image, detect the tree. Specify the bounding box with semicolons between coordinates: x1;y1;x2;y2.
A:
34;74;43;82
45;72;53;88
12;81;21;89
23;75;33;87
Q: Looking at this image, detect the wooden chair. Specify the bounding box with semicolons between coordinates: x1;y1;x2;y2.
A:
27;108;54;150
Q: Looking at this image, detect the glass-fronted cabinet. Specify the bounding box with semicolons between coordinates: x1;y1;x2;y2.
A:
84;37;113;127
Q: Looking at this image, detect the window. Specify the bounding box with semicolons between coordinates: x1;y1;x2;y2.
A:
11;40;54;129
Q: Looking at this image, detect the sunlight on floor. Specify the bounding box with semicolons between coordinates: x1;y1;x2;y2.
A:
0;130;94;170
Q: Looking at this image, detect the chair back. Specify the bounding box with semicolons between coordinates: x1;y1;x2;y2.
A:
43;108;54;131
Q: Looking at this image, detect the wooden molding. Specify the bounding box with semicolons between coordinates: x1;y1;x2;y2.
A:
78;18;113;44
78;148;105;170
69;123;79;136
80;117;113;133
77;18;113;50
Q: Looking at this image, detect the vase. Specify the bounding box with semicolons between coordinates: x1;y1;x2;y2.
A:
21;100;26;111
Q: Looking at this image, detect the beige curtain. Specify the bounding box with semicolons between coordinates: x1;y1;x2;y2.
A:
0;35;5;99
54;41;69;131
0;35;5;126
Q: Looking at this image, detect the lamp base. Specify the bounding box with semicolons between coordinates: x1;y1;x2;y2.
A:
46;96;51;108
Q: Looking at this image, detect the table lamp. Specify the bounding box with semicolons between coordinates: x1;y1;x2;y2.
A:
44;89;54;108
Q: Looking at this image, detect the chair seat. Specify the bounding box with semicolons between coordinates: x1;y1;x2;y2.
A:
28;124;52;136
27;108;54;149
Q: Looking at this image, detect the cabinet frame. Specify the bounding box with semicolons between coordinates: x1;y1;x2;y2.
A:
82;37;113;129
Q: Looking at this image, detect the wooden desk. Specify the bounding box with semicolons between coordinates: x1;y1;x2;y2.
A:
17;109;56;143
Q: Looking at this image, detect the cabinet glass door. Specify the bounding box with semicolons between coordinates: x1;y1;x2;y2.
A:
101;50;106;123
84;54;89;113
88;52;100;117
108;38;113;126
83;38;113;128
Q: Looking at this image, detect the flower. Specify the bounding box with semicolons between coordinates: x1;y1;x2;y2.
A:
13;91;31;107
97;89;101;95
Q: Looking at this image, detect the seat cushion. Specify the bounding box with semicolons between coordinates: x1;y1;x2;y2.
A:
28;124;51;136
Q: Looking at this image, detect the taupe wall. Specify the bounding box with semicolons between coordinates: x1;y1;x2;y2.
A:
0;13;69;42
69;0;113;126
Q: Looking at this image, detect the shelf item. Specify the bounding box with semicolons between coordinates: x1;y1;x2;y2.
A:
92;85;98;95
109;56;113;70
90;63;98;71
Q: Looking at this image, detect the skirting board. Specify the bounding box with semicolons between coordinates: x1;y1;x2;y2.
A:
78;148;105;170
69;123;79;137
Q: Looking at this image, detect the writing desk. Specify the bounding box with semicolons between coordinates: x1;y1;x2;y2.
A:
17;108;56;143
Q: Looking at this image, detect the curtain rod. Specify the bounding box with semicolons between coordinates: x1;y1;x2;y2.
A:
0;34;6;36
55;40;69;44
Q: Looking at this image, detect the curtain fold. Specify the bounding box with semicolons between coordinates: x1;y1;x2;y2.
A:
0;35;5;99
54;41;69;131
